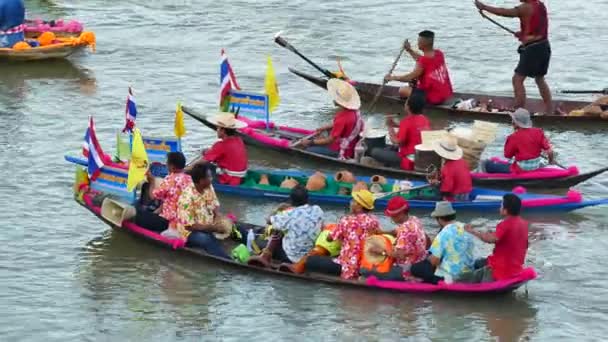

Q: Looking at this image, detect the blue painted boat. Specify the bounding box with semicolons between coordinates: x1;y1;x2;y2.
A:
65;155;608;213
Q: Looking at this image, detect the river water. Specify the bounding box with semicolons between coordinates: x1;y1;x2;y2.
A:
1;0;607;341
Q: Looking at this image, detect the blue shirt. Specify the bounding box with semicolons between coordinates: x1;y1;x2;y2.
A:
0;0;25;31
270;204;324;262
429;222;475;279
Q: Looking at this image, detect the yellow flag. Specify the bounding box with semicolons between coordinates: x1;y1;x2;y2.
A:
127;128;149;192
174;101;186;138
264;56;280;113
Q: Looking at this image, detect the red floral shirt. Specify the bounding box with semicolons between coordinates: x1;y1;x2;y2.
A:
152;172;193;228
330;213;381;280
393;216;427;265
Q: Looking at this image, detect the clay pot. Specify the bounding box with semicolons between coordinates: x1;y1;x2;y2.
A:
259;174;270;185
369;183;384;194
583;105;603;116
352;181;369;193
334;170;355;183
306;171;327;191
593;95;608;106
280;177;299;189
601;111;608;120
370;175;387;185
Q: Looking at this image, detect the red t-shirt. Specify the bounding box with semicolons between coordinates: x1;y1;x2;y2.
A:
203;136;248;185
504;127;550;162
519;1;549;42
416;50;453;105
397;114;430;170
329;109;361;159
487;216;529;280
440;159;472;201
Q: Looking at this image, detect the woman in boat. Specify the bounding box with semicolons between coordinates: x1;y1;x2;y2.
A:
0;0;25;48
173;163;231;259
483;108;555;174
431;135;473;201
327;190;381;280
248;185;324;269
462;194;529;283
370;90;430;170
188;112;248;185
410;202;475;284
475;0;552;115
135;152;192;233
383;30;453;105
300;79;364;160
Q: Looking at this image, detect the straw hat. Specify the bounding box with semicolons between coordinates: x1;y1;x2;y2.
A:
327;78;361;110
430;201;456;218
207;112;247;129
415;130;448;152
433;134;463;161
509;108;533;129
352;189;375;210
362;235;392;264
213;216;234;240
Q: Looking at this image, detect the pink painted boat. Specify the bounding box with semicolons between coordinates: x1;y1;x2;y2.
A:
24;19;84;38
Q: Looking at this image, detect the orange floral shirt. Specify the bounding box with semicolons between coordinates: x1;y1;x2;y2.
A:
175;184;220;238
152;173;192;228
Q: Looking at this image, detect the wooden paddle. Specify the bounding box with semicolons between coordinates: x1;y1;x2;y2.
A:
560;88;608;95
374;183;434;200
289;131;320;148
274;31;334;79
367;42;406;113
479;10;516;35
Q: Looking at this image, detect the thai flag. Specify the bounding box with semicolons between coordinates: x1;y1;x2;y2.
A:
87;116;106;181
123;87;137;133
82;127;90;158
219;49;240;107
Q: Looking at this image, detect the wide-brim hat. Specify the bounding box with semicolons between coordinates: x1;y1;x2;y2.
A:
327;78;361;110
415;130;448;152
509;108;533;129
352;189;375;210
431;201;456;218
207;112;248;129
433;134;463;161
213;216;234;240
362;235;393;265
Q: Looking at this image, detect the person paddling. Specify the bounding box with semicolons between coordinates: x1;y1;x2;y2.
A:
384;30;454;105
483;108;555;173
300;79;364;160
475;0;552;115
0;0;25;48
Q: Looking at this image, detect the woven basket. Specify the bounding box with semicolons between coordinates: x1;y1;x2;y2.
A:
456;137;486;170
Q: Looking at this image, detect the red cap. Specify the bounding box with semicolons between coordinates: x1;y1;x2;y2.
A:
384;196;410;216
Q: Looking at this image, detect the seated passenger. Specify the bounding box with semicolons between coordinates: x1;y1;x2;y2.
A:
174;163;230;259
431;135;472;201
300;79;364;160
384;197;429;270
135;152;192;233
461;194;529;283
410;201;475;284
483;108;555;174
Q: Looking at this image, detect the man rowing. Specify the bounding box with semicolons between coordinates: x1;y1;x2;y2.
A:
475;0;552;114
384;30;454;105
300;79;364;160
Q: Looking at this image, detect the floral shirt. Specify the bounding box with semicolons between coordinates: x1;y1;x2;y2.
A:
330;213;381;280
175;184;220;238
152;172;192;228
270;204;324;262
429;222;475;279
393;216;427;265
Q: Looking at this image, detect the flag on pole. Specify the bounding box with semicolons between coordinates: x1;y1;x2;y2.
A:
264;55;280;113
86;116;106;181
220;49;240;110
123;87;137;133
127;128;149;192
174;101;186;138
115;131;131;162
82;127;90;158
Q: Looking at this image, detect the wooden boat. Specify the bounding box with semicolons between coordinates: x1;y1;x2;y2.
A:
64;155;608;213
0;32;95;62
182;106;608;190
24;19;83;39
289;68;606;127
76;190;537;295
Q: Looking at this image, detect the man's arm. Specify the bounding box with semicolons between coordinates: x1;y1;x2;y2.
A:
404;40;422;61
475;1;522;18
386;64;424;83
465;224;498;244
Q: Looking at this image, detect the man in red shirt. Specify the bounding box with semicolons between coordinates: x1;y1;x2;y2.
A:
369;90;430;170
475;0;552;114
431;135;472;201
301;79;364;160
462;194;529;282
189;112;248;185
384;30;453;105
484;108;555;173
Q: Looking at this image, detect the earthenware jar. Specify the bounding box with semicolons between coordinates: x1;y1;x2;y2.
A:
280;177;299;189
334;170;355;183
370;175;387;185
352;181;369;193
306;171;326;191
259;174;270;185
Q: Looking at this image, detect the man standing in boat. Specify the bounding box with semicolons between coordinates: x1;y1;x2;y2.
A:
0;0;25;48
475;0;552;115
384;30;454;105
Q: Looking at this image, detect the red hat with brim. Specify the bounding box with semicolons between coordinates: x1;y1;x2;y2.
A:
384;196;410;216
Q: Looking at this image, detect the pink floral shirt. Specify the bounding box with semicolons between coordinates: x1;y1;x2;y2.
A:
175;184;220;238
393;216;427;265
330;213;381;280
152;172;192;228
